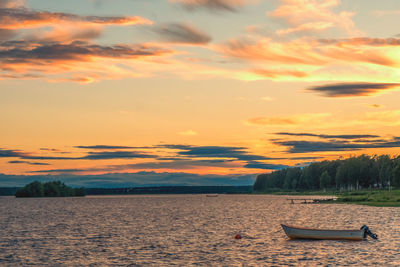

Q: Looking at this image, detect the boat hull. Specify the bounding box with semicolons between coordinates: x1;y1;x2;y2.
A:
281;224;365;241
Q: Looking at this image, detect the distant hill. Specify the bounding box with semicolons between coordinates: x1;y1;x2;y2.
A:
0;187;19;196
86;185;253;195
1;185;253;196
0;172;255;188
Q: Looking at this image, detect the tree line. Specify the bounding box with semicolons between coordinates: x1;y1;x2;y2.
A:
253;155;400;192
15;181;85;197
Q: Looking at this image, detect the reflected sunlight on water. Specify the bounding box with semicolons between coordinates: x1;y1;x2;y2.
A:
0;195;399;266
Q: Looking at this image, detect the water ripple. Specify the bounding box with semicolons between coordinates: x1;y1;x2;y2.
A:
0;195;397;266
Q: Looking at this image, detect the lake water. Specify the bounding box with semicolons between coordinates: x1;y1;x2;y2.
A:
0;194;399;266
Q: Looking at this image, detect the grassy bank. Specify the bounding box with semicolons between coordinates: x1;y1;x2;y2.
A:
256;189;400;207
254;189;339;196
335;189;400;207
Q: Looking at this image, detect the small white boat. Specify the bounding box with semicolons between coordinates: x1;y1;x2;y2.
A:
281;224;377;241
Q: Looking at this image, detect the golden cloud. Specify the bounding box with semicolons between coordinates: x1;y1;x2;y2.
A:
252;68;308;78
246;113;331;126
0;8;152;30
219;37;400;67
270;0;361;36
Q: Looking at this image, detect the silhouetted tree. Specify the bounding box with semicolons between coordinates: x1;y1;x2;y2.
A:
377;155;392;188
319;170;331;191
283;167;301;189
15;181;44;197
392;156;400;188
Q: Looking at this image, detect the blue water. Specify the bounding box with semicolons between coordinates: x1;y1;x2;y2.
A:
0;195;398;266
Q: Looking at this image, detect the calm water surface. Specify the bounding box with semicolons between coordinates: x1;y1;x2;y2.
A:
0;195;398;266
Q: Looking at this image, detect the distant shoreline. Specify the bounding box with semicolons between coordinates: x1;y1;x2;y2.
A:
0;185;253;196
4;186;399;207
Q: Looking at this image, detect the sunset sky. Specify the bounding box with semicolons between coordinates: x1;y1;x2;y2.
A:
2;0;400;187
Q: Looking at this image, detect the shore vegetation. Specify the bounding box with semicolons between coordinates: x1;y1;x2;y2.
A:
15;181;85;198
253;154;400;206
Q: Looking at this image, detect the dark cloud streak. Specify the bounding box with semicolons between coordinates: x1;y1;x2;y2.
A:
153;23;211;44
2;143;301;172
0;41;170;63
173;0;244;12
307;82;400;97
0;7;150;28
81;151;156;160
1;148;156;161
75;145;139;150
8;160;50;165
158;144;276;161
318;37;400;47
275;139;400;153
244;161;288;170
0;148;22;158
275;132;380;140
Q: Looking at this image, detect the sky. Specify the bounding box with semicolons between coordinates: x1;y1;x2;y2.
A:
1;0;400;187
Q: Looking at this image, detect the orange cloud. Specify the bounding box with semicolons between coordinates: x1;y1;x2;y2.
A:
246;110;400;131
219;38;326;65
270;0;361;36
29;25;103;43
360;110;400;126
370;104;383;109
320;46;396;67
0;7;152;30
252;68;308;78
276;21;334;35
246;113;330;126
59;76;96;84
0;0;24;8
0;41;175;82
0;2;175;82
247;117;297;125
219;37;400;67
214;34;400;85
208;0;400;83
